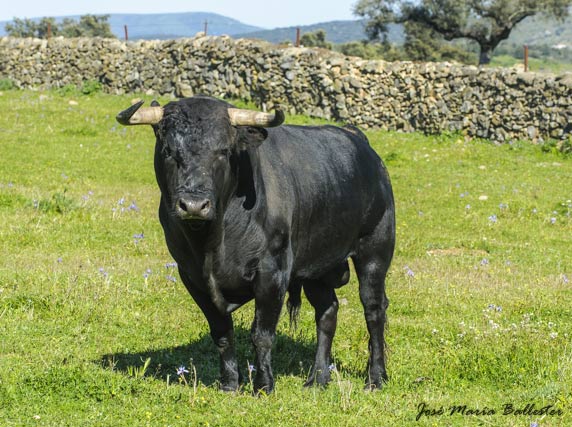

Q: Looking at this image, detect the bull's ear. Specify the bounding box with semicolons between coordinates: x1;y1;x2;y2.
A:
237;126;268;151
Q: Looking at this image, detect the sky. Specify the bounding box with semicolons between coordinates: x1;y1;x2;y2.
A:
0;0;360;29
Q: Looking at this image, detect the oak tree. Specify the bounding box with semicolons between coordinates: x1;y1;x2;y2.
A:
354;0;572;64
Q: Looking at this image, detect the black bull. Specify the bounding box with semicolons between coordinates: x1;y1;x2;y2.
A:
116;96;395;393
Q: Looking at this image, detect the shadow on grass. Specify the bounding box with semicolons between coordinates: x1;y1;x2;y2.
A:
100;326;317;387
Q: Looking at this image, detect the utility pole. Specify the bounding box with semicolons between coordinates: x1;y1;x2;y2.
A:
124;25;129;41
204;20;208;36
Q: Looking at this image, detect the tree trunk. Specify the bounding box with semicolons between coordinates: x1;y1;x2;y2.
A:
478;46;493;65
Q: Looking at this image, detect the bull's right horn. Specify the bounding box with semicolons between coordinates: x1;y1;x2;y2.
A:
116;100;164;125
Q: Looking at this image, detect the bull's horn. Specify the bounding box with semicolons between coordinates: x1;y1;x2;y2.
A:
116;100;163;125
228;107;285;128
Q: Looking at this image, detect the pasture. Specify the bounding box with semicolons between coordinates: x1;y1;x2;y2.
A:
0;89;571;426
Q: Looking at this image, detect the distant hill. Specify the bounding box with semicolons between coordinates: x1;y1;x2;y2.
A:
0;12;262;39
237;20;404;45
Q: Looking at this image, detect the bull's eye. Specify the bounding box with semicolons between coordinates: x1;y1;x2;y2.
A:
162;145;182;166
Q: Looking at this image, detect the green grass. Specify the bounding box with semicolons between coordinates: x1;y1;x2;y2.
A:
489;54;572;74
0;89;571;426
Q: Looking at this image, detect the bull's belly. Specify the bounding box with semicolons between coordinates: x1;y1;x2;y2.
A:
292;239;354;281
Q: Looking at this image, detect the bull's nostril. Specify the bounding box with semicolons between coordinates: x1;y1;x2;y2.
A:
200;200;211;212
178;199;189;212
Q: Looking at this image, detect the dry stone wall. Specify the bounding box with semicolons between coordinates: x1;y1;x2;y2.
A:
1;35;571;142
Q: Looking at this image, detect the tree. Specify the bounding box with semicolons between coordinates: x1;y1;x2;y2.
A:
4;17;60;38
60;15;115;38
402;21;476;64
354;0;572;64
4;14;115;39
300;30;333;49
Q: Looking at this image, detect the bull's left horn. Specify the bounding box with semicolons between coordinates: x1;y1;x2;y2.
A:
228;107;285;128
116;100;163;125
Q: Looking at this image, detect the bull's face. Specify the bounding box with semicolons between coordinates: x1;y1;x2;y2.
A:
116;96;284;223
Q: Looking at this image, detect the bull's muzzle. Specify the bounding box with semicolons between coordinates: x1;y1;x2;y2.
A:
176;196;214;221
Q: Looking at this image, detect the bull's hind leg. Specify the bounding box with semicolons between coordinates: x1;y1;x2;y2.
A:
352;216;395;390
303;281;338;387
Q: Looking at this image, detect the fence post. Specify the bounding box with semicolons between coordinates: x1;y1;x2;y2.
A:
47;22;52;40
124;25;128;41
524;45;529;72
295;28;301;47
204;20;208;36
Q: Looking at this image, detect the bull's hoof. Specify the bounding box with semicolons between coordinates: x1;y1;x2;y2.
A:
254;375;274;395
219;382;240;392
364;382;382;391
219;375;240;392
303;369;330;388
364;374;388;391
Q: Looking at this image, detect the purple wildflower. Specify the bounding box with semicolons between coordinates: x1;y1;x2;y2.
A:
404;266;415;277
128;201;139;212
98;267;109;278
166;275;177;283
165;262;178;269
248;364;256;373
550;217;556;225
176;366;189;376
499;203;508;210
488;214;498;223
481;258;489;266
133;232;144;244
563;274;569;284
328;363;336;372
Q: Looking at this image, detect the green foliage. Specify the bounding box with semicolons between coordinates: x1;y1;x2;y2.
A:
0;78;16;91
60;14;116;38
4;14;116;39
81;79;103;95
56;84;80;97
353;0;572;64
33;190;77;215
0;90;571;425
402;21;477;64
4;17;57;38
300;29;333;49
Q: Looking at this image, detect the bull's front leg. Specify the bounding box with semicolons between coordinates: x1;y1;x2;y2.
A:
180;271;240;391
250;272;286;394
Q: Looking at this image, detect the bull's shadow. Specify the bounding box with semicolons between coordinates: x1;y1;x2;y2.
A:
100;326;317;387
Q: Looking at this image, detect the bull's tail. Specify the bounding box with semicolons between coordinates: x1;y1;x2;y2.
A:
286;282;302;329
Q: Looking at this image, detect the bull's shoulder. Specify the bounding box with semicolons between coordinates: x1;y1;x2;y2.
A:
341;124;368;141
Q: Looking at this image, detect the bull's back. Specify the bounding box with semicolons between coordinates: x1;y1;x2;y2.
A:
259;125;392;278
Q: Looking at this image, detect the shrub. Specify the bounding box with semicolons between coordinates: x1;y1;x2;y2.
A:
0;79;16;91
81;80;102;95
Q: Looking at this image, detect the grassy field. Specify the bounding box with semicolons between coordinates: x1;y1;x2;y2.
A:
489;55;572;74
0;89;571;426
